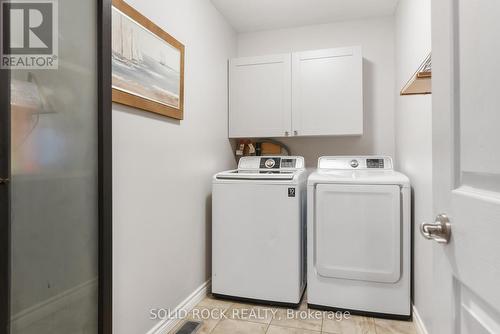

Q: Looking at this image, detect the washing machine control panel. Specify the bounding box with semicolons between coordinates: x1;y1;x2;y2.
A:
259;157;300;169
238;156;305;170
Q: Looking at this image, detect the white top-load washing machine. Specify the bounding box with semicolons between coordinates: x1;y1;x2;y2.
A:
307;156;411;319
212;156;307;307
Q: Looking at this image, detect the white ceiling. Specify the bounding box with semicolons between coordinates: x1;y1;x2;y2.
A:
211;0;399;33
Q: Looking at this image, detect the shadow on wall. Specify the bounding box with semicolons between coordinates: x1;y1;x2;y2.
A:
273;58;389;167
205;194;213;280
113;102;182;126
410;186;415;305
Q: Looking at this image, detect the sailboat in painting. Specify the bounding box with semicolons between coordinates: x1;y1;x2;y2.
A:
111;7;181;108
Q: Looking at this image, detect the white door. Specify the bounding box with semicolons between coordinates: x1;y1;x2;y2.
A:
229;54;292;138
429;0;500;333
291;47;363;137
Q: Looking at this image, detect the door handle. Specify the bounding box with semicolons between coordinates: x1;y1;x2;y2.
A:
420;213;451;244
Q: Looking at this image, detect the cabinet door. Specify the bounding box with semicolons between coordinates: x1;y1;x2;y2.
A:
292;46;363;136
229;54;292;138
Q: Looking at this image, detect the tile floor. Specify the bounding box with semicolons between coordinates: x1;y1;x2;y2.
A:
170;293;417;334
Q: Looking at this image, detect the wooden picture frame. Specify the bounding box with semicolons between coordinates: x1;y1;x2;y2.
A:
111;0;185;120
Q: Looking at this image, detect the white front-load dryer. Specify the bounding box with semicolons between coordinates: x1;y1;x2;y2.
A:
212;156;307;307
307;156;411;319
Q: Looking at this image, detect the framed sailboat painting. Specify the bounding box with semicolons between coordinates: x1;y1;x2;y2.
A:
111;0;185;120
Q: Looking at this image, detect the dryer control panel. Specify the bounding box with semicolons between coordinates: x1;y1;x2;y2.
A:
318;156;393;170
366;158;385;169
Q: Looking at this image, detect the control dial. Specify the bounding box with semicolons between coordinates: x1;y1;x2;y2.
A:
264;159;276;169
350;159;359;168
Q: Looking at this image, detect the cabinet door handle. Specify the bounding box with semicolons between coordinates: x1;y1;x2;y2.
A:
285;131;289;136
294;130;298;136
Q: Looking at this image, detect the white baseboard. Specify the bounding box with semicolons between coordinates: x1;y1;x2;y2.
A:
147;280;211;334
413;305;430;334
11;278;97;331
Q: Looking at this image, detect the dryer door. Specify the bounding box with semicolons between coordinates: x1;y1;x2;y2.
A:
315;184;401;283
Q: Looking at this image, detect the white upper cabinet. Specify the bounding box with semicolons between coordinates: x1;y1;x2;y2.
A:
228;46;363;138
229;54;292;138
292;46;363;136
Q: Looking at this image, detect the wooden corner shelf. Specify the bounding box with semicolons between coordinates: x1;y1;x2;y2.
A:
401;53;432;95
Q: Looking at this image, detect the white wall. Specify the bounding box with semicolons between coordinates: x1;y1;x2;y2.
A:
112;0;236;333
394;0;433;331
237;17;396;166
